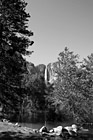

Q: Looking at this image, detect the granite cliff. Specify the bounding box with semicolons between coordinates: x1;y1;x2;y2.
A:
26;61;59;84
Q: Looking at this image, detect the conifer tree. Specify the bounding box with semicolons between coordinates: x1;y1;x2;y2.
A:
0;0;33;119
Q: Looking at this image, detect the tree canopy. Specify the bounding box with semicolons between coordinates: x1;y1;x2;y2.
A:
0;0;93;123
0;0;34;119
47;47;93;123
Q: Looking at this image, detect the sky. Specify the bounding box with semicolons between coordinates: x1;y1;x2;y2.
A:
24;0;93;66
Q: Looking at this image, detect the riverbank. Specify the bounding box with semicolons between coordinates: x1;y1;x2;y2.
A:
0;121;64;140
0;120;93;140
0;121;45;140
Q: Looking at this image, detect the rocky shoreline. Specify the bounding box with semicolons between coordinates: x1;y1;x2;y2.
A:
0;121;93;140
0;121;44;140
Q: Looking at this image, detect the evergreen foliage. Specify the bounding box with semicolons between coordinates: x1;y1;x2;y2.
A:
47;47;93;123
0;0;33;119
0;0;93;123
22;66;46;110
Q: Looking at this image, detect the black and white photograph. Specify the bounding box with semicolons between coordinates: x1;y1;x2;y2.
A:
0;0;93;139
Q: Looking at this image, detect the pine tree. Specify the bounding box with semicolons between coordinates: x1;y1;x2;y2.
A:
0;0;34;119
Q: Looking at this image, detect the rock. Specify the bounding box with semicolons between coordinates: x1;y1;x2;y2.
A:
26;62;36;74
49;126;63;136
0;121;93;140
39;126;49;133
36;64;46;77
26;62;46;78
26;61;60;84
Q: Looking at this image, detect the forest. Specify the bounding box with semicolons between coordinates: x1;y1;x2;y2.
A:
0;0;93;124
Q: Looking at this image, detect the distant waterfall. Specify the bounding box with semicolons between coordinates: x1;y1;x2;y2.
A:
44;65;48;85
44;65;48;126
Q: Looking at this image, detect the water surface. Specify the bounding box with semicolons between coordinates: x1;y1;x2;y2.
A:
21;121;73;130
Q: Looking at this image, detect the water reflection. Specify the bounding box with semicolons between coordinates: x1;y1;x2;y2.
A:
44;136;93;140
21;121;73;129
42;136;93;140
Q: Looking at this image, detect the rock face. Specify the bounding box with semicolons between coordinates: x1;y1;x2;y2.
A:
26;61;60;84
36;64;46;77
26;62;35;74
47;62;59;84
26;62;46;78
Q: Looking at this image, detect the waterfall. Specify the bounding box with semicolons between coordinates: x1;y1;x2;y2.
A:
44;65;47;85
44;65;48;126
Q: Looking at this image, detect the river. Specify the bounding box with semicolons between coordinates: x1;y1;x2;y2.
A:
20;121;73;130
